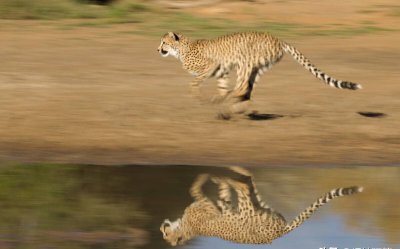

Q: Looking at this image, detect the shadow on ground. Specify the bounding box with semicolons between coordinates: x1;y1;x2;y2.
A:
357;111;387;118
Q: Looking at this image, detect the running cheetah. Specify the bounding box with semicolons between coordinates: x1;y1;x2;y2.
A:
160;167;363;245
157;32;362;114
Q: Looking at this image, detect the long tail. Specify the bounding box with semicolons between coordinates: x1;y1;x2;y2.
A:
283;186;363;234
282;43;362;90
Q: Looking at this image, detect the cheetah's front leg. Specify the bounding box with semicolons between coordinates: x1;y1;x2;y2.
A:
188;63;220;102
189;75;206;102
211;73;230;104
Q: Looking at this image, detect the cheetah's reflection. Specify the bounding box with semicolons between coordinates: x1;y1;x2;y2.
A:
160;167;362;246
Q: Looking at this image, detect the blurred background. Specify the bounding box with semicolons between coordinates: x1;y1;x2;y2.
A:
0;0;399;166
0;1;399;248
0;0;399;36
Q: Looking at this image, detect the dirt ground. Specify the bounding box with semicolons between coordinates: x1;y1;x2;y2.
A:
0;2;399;166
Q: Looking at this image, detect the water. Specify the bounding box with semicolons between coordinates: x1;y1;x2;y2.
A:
0;164;398;249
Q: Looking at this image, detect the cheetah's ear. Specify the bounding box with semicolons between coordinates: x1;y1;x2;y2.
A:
168;32;180;41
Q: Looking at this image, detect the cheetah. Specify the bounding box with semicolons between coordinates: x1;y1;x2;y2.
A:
160;167;363;246
157;32;362;115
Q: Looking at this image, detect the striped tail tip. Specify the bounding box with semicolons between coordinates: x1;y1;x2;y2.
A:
353;83;362;90
342;186;363;195
338;81;362;90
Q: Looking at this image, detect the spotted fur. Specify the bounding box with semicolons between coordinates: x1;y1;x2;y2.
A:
160;167;362;245
158;31;362;110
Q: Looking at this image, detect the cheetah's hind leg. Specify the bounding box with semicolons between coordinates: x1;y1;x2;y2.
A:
217;67;262;119
190;174;210;201
228;166;274;212
211;176;235;214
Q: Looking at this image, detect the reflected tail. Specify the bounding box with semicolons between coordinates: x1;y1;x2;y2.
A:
283;186;363;234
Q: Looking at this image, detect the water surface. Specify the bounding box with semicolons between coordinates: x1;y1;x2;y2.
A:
0;164;398;249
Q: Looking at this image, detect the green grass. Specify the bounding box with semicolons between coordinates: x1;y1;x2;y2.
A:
303;25;395;37
0;0;98;19
130;11;303;39
0;0;150;20
388;6;400;17
358;4;400;17
0;0;397;38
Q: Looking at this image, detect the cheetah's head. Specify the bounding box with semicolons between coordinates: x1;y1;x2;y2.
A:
160;218;189;246
157;32;185;59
